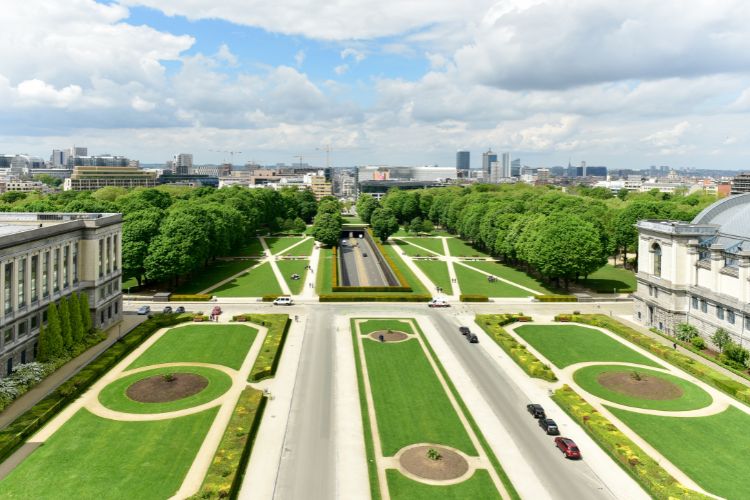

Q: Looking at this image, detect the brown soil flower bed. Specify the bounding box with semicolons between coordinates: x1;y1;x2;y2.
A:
126;373;209;403
369;330;409;342
399;445;469;480
598;371;683;400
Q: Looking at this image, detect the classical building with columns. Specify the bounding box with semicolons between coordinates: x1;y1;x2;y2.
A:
0;213;122;376
633;193;750;346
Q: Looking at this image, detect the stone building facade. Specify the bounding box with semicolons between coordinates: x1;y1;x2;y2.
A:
633;194;750;347
0;213;122;376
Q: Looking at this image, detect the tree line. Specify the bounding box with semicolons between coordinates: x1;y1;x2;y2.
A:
37;292;93;362
357;184;716;288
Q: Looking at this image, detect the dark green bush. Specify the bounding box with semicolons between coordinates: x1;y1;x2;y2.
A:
170;294;212;301
319;294;431;302
460;294;489;302
537;295;578;302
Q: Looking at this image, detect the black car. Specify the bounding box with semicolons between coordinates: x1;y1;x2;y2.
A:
362;252;368;257
459;326;471;335
468;334;479;343
175;306;185;314
526;404;545;419
539;418;560;435
162;306;173;314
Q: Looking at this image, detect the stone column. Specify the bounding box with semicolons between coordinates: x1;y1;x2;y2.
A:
709;244;724;292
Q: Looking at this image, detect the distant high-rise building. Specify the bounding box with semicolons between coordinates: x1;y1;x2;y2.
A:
731;172;750;194
481;149;497;180
511;158;521;177
173;153;193;176
580;160;587;177
501;152;511;178
70;146;87;157
456;150;470;176
51;149;68;167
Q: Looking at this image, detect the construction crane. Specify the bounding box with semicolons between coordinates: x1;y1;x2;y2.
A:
316;144;333;168
209;149;242;165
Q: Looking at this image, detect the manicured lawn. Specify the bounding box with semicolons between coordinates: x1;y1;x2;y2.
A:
129;324;257;370
212;262;283;297
236;238;265;257
362;338;477;456
454;263;531;297
572;365;712;411
459;261;551;294
609;406;750;499
277;259;309;294
176;259;257;294
381;244;428;295
514;325;661;368
264;236;305;255
397;237;445;255
98;366;232;414
0;408;217;499
446;238;488;258
278;238;314;256
358;319;414;336
414;260;453;295
580;264;636;293
392;239;438;258
387;469;501;500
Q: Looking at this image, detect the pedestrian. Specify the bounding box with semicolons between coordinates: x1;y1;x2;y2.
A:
673;342;677;350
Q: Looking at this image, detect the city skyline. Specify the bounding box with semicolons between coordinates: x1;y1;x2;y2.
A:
2;1;750;169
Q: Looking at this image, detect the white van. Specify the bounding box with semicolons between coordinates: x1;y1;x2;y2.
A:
273;296;294;306
428;298;449;308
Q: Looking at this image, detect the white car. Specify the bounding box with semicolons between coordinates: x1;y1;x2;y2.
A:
428;298;449;308
273;296;294;306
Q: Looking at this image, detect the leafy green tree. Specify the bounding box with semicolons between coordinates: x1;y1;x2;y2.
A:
58;297;73;351
421;219;434;233
33;174;63;187
44;302;64;359
722;342;749;368
711;328;732;353
408;217;423;234
356;194;380;224
122;209;163;286
291;217;307;233
311;212;342;247
79;293;92;334
69;292;84;344
675;323;699;342
617;188;629;201
370;207;399;242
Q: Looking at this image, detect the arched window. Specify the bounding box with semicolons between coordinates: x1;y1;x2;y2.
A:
652;243;662;277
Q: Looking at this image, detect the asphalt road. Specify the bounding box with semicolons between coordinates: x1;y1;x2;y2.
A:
339;237;389;286
273;307;336;500
427;309;616;500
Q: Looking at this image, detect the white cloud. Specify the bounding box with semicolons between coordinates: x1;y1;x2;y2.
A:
14;79;83;107
131;96;156;112
334;64;349;75
216;44;238;66
341;48;365;63
294;50;305;67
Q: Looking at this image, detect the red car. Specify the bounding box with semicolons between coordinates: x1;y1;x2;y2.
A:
554;437;581;459
211;306;222;316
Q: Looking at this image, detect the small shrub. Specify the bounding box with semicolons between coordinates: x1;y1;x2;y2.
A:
426;448;442;461
162;373;176;382
691;336;706;350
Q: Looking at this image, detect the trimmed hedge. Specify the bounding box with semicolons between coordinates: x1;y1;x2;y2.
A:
190;388;267;499
332;285;412;292
475;314;557;382
564;314;750;406
553;385;708;500
368;229;411;288
231;314;292;381
170;294;212;302
536;294;578;302
319;294;431;302
0;313;193;464
332;245;339;286
460;294;489;302
261;295;281;302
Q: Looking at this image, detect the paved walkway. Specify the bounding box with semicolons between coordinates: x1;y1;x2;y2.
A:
299;242;320;299
259;238;292;296
442;237;462;298
386;241;445;299
0;314;146;430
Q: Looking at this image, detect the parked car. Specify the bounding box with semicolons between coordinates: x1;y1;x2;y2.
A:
273;296;294;306
526;404;545;419
162;306;173;314
539;418;560;435
136;305;151;315
175;306;185;314
362;252;368;257
468;334;479;343
428;298;449;308
211;306;222;316
459;326;471;335
554;437;581;459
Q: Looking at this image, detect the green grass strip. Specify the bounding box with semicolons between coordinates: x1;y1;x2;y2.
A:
358;319;414;336
394;238;444;256
264;236;305;255
98;366;232;414
0;408;218;499
278;238;314;256
514;324;661;369
176;259;258;294
277;259;309;294
386;469;501;500
212;262;283;297
128;324;257;371
445;238;488;258
454;264;531;297
458;260;550;294
414;260;453;295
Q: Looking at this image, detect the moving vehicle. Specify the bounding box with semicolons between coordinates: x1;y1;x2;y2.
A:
554;437;581;459
162;306;173;314
175;306;185;314
468;334;479;343
136;305;151;315
526;404;545;419
428;298;449;308
273;296;294;306
211;306;222;316
362;252;368;257
459;326;471;335
539;418;560;435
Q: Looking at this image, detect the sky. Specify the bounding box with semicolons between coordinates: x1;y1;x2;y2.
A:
2;0;750;169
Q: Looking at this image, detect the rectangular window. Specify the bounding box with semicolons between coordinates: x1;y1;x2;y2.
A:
105;237;111;274
30;315;38;330
18;321;27;337
728;310;735;324
4;262;12;314
99;239;104;277
113;235;118;271
42;309;48;323
31;255;38;302
63;246;69;288
53;248;59;292
4;327;12;344
100;310;105;324
72;243;78;283
42;251;49;298
114;301;118;314
717;306;725;320
17;258;25;308
692;296;698;309
746;316;750;330
700;300;707;313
